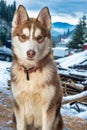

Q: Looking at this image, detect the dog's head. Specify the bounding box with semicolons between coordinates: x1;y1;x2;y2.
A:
12;5;52;66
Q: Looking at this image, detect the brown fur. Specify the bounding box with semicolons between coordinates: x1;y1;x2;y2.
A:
13;19;51;44
11;5;63;130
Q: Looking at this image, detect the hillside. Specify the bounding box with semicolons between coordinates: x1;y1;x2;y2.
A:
52;22;75;28
51;22;75;36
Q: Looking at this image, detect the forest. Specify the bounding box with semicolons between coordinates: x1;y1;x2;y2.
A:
0;0;16;45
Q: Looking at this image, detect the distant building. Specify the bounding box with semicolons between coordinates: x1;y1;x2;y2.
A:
83;43;87;50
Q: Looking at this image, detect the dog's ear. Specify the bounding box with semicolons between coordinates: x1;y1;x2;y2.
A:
12;5;28;27
37;7;51;30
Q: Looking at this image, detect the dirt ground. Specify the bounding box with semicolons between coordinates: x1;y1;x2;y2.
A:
0;90;87;130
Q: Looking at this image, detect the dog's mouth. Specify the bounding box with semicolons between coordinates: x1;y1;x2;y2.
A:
27;57;35;61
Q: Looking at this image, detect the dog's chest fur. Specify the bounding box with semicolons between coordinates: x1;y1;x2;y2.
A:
11;61;57;127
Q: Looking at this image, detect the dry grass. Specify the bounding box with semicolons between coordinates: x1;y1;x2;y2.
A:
63;115;87;130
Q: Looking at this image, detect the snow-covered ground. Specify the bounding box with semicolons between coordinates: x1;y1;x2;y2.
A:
56;50;87;78
0;57;87;121
62;103;87;120
0;61;11;93
56;50;87;69
55;50;87;120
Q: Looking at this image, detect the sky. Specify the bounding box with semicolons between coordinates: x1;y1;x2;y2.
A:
6;0;87;25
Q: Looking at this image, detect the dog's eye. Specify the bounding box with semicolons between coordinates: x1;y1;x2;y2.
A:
36;35;44;43
20;34;27;39
19;34;28;42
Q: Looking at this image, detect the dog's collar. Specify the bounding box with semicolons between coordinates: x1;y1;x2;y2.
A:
23;66;39;80
21;51;52;80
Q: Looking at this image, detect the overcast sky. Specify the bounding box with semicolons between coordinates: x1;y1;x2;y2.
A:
6;0;87;25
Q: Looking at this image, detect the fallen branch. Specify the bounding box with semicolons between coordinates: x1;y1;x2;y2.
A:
62;90;87;104
60;72;86;81
62;81;85;91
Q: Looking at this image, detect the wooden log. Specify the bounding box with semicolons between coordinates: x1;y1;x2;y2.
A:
62;91;87;104
59;73;86;81
62;81;85;91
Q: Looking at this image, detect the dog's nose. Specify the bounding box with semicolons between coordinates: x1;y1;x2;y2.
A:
27;50;36;58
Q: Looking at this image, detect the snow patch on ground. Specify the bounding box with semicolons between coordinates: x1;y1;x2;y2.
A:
0;61;11;93
56;50;87;120
56;50;87;69
61;103;87;120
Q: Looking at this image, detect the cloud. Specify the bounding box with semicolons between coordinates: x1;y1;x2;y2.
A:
27;10;82;25
6;0;87;25
52;12;84;25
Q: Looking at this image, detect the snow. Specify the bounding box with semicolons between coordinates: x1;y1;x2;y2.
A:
61;103;87;119
63;91;87;105
0;60;87;122
55;50;87;120
0;61;11;92
61;37;71;43
62;91;87;119
56;50;87;69
76;111;87;120
55;50;87;78
84;43;87;45
69;69;87;77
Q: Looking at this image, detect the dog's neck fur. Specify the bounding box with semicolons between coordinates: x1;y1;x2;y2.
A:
38;51;52;69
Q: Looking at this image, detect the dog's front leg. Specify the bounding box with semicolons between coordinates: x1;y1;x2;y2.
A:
42;107;55;130
14;107;26;130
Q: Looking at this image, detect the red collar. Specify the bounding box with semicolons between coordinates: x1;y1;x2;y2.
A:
23;66;39;80
27;66;39;73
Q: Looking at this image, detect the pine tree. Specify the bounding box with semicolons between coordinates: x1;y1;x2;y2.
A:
68;15;87;49
82;15;87;44
66;28;70;37
0;0;16;44
83;33;87;43
0;0;16;23
0;0;6;20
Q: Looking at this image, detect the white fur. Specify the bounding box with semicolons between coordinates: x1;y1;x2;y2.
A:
22;28;29;36
35;28;41;37
42;108;55;130
30;24;34;40
15;109;26;130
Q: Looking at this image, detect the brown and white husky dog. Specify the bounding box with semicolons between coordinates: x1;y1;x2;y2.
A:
11;5;63;130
